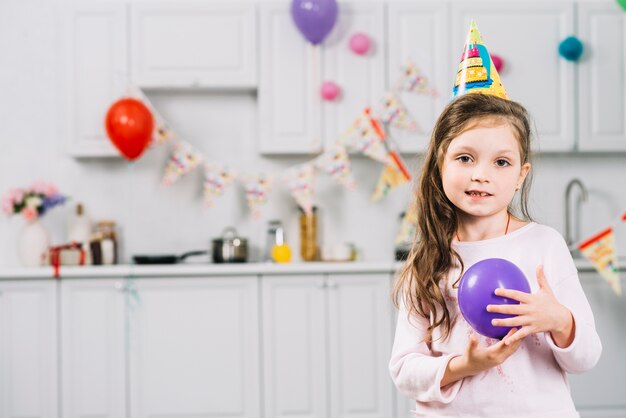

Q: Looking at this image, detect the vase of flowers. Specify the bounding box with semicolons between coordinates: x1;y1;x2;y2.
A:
2;182;67;266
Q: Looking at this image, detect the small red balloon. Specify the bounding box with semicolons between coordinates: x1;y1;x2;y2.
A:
105;98;154;160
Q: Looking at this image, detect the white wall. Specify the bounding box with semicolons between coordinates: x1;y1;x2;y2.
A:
1;0;625;267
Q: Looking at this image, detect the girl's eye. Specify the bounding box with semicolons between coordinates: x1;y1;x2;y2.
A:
495;159;511;167
457;155;472;163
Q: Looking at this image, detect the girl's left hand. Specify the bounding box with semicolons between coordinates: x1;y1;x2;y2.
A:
486;265;574;347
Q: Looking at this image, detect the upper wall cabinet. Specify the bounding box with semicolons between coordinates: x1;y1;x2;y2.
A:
578;2;626;152
451;2;576;152
131;2;257;89
322;3;386;149
387;2;449;153
64;2;127;157
258;2;322;154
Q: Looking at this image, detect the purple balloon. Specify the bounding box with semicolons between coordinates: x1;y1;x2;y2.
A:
290;0;338;45
458;258;531;339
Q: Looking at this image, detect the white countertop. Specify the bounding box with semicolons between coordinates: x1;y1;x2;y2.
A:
0;258;620;279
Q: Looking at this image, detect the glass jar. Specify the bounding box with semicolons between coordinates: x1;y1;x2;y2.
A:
299;206;318;261
94;220;118;264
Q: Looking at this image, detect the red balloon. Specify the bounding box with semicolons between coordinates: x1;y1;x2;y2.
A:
105;98;154;160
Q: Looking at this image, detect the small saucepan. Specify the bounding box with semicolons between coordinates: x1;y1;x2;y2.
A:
133;250;208;265
212;227;248;263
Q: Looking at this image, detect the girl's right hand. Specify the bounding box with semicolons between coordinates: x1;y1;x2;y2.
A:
464;328;523;373
441;328;522;387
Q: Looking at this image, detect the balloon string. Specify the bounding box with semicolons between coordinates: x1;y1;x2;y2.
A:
311;45;321;154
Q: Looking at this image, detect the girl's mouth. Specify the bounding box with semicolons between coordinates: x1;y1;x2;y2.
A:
465;191;492;197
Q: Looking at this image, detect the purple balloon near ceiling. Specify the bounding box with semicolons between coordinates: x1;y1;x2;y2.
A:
290;0;338;45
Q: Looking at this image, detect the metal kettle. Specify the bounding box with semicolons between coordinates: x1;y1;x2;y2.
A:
212;227;248;263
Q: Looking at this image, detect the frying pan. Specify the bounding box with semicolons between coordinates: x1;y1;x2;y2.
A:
132;250;208;265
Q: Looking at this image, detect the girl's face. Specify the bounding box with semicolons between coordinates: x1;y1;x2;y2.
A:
441;121;531;221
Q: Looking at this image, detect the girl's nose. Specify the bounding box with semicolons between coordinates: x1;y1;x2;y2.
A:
470;165;490;182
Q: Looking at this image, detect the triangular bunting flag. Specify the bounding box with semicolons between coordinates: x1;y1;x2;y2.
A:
396;62;437;96
371;164;410;202
579;227;621;296
379;93;418;131
203;163;237;208
242;174;272;219
314;143;356;191
395;199;418;247
286;163;316;215
162;141;203;186
341;109;392;165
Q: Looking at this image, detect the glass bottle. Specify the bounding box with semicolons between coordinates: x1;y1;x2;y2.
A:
94;220;118;264
299;206;318;261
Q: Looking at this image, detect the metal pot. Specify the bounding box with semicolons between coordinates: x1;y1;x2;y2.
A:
212;227;248;263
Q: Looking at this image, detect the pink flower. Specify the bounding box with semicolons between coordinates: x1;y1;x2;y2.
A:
22;206;38;221
2;196;14;215
8;188;24;203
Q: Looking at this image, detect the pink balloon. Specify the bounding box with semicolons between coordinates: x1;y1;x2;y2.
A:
349;33;371;55
321;81;340;101
491;53;504;72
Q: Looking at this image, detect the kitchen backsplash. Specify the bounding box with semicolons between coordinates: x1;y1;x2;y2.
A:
1;0;625;266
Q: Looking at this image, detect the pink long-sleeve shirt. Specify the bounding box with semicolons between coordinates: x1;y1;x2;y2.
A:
389;223;602;417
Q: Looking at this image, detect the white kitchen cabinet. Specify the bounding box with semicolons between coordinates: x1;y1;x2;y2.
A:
386;2;449;153
577;1;626;152
451;2;576;152
0;280;57;418
262;273;393;418
258;2;322;154
131;2;257;89
61;279;127;418
64;2;128;158
569;273;626;417
322;3;386;150
129;276;260;418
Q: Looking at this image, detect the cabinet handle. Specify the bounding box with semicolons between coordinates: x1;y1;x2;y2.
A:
327;279;338;289
114;281;126;291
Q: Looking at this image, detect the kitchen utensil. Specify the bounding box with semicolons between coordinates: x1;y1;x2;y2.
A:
133;250;208;265
212;227;248;263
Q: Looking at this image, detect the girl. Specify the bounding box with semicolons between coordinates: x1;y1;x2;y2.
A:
389;93;602;417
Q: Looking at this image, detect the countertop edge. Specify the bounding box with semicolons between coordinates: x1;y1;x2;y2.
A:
0;259;620;279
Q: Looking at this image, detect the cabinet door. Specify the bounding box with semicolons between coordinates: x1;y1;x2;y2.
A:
129;277;260;418
327;273;393;418
451;2;575;152
259;2;322;154
61;279;127;418
569;273;626;417
262;275;327;418
64;2;127;157
387;2;449;153
131;2;257;89
322;3;386;149
0;281;57;418
578;2;626;152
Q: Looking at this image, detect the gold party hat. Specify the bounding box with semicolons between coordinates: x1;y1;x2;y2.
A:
452;20;508;100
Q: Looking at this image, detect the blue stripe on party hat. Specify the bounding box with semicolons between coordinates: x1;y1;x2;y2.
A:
452;20;508;100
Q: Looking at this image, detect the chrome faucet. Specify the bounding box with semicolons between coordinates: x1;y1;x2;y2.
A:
564;178;588;250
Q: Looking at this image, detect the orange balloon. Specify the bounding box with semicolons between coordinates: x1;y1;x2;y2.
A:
105;98;154;160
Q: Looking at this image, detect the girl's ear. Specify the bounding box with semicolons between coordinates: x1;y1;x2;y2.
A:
518;163;531;189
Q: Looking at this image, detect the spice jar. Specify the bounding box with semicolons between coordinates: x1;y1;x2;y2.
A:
94;220;118;264
299;206;318;261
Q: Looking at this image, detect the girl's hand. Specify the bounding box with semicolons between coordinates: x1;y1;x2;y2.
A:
464;328;523;372
441;328;522;387
486;265;575;347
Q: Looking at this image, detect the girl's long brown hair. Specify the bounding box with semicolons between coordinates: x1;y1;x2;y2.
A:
392;93;533;341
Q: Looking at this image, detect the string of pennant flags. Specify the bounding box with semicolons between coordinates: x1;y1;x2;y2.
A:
133;62;437;219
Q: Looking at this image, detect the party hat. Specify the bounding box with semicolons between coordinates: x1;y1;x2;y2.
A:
452;20;508;100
